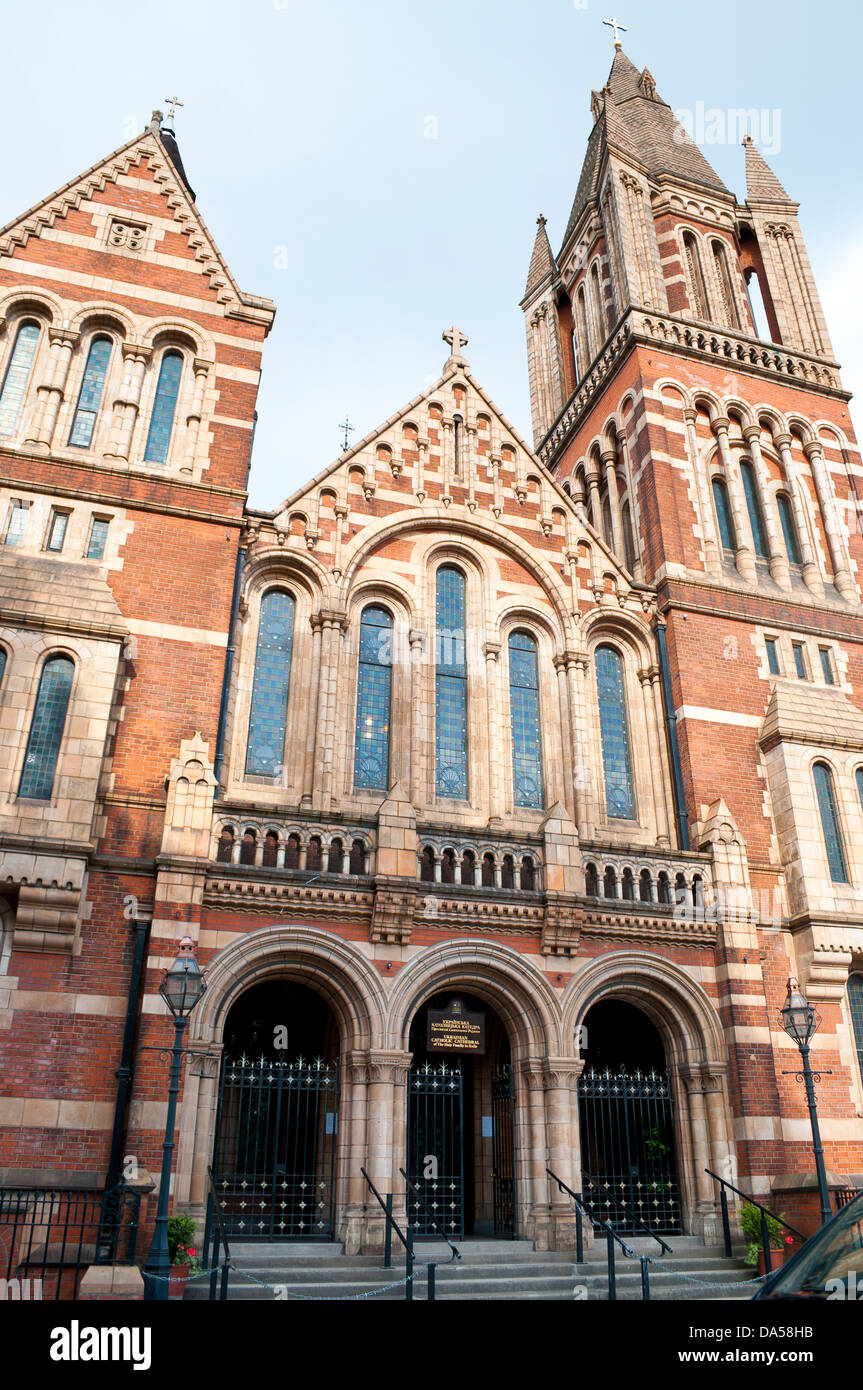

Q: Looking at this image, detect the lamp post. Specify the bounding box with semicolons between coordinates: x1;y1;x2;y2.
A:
143;937;207;1300
779;977;832;1227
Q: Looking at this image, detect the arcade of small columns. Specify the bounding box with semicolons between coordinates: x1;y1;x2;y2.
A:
167;928;735;1252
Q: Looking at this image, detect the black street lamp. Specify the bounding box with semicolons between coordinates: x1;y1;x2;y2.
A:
143;937;207;1301
779;977;832;1227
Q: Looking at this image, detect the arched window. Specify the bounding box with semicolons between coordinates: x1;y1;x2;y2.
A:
577;286;591;362
590;263;604;341
69;336;112;447
813;762;849;884
245;589;295;777
740;460;769;558
328;838;344;874
18;655;74;799
0;322;40;436
777;493;801;565
435;566;468;799
481;853;495;887
285;834;300;870
461;850;476;886
240;829;256;865
306;836;322;872
712;476;736;551
353;605;393;791
501;855;515;889
639;868;652;902
621;499;637;574
0;647;6;688
349;839;366;875
421;846;435;882
683;232;709;320
857;767;863;814
143;350;183;464
216;826;234;863
508;631;544;810
712;241;739;328
521;856;536;891
848;975;863;1088
595;644;636;820
622;867;635;901
263;831;278;868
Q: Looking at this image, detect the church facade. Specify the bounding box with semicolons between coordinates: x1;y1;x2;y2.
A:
1;49;862;1259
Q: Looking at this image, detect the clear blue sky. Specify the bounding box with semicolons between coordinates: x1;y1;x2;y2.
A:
2;0;861;508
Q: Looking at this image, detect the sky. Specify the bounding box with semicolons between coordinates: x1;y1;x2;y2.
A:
2;0;861;509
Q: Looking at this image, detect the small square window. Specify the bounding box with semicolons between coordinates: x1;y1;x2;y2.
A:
792;642;808;680
45;510;70;553
819;648;835;686
86;516;110;560
765;637;780;675
4;499;29;547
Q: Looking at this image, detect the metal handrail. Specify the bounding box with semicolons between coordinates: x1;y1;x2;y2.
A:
398;1168;462;1262
204;1166;233;1301
547;1168;654;1300
579;1184;672;1256
361;1167;418;1301
706;1167;805;1275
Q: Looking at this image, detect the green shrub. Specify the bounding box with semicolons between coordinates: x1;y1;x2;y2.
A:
167;1213;196;1264
739;1201;789;1267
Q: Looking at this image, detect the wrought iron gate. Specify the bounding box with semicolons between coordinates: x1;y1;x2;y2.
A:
491;1064;516;1237
212;1056;339;1239
406;1062;464;1238
578;1066;681;1234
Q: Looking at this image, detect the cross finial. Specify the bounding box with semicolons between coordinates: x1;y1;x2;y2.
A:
339;415;355;453
603;16;628;48
164;95;184;122
443;325;469;363
537;214;547;228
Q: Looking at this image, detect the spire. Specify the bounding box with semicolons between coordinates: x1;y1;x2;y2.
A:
524;215;557;297
149;103;196;203
743;135;793;203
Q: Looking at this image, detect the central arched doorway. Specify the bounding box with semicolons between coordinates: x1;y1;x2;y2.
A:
578;999;681;1235
406;992;516;1240
212;980;340;1240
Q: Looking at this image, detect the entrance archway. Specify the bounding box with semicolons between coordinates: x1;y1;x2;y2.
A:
212;980;340;1240
406;992;516;1240
578;999;681;1234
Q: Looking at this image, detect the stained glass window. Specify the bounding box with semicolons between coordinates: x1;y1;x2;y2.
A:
857;766;863;813
435;566;468;799
813;762;848;884
0;322;40;436
354;605;393;791
777;493;801;565
245;589;295;777
508;631;544;809
596;644;635;819
0;648;6;688
86;517;109;560
712;477;736;551
18;655;74;800
69;336;112;447
144;350;183;464
849;975;863;1088
740;461;769;558
765;638;780;675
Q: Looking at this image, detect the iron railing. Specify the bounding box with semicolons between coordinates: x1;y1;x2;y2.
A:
0;1183;140;1300
361;1167;459;1301
546;1167;659;1300
833;1187;861;1212
203;1165;233;1301
706;1168;805;1274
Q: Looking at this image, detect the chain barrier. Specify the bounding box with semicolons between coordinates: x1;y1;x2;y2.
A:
148;1262;418;1301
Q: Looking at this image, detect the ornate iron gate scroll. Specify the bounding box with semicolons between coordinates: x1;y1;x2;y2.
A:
578;1066;681;1235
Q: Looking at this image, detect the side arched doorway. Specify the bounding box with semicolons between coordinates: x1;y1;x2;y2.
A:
406;992;516;1240
212;980;340;1240
578;999;681;1234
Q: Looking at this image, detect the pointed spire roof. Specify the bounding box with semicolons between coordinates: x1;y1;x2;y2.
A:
561;49;729;248
743;135;793;203
524;214;557;297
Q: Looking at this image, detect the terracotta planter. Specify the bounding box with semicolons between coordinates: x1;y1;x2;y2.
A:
756;1246;793;1276
168;1264;190;1300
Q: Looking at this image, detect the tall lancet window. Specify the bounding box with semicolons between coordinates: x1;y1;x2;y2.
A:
508;631;544;809
848;974;863;1088
144;350;183;463
777;493;801;565
740;460;769;558
18;655;74;800
69;336;112;447
595;644;635;819
712;476;736;551
683;232;709;320
245;589;295;777
813;761;848;884
0;322;40;436
435;566;468;799
353;605;393;791
712;241;739;329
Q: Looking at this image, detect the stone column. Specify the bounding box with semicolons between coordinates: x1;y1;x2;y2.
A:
553;653;575;824
743;425;790;588
601;448;624;559
409;629;426;807
680;1066;716;1221
565;652;594;840
683;407;720;573
522;1063;551;1249
362;1050;413;1248
646;665;672;848
711;416;757;582
637;666;662;841
184;357;211;468
24;327;78;448
772;433;822;592
586;463;604;538
311;608;347;811
104;343;152;461
543;1058;583;1250
341;1052;371;1254
484;640;504;826
803;439;857;600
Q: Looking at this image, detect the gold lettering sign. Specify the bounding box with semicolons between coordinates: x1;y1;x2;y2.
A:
427;1003;486;1054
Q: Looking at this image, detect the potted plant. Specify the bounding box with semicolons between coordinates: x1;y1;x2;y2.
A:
167;1214;200;1300
739;1201;794;1275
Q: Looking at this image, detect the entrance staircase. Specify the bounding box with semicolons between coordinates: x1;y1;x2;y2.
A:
183;1235;757;1302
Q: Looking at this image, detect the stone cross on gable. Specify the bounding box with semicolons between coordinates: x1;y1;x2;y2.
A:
164;95;184;121
603;16;628;47
443;326;469;364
